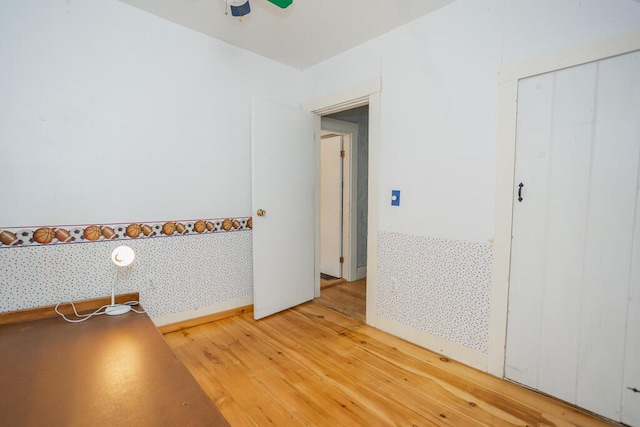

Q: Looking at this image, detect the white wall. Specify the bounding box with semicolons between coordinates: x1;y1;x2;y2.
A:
0;0;301;226
0;0;302;322
302;0;640;370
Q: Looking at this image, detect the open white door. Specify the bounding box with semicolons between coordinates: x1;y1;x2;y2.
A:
251;98;316;320
320;135;343;278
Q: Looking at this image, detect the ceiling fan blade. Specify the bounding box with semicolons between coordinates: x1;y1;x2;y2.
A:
266;0;292;9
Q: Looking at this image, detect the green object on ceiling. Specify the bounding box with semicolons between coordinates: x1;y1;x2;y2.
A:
266;0;292;8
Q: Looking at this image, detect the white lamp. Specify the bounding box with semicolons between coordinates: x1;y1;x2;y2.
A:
107;246;135;315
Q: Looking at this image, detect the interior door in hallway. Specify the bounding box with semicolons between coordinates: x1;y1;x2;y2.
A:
251;98;316;320
320;134;343;279
505;51;640;425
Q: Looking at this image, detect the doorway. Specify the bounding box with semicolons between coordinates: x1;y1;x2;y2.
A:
316;106;369;322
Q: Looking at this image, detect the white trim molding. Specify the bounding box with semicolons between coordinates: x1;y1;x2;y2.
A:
303;77;381;114
151;296;253;327
374;315;488;371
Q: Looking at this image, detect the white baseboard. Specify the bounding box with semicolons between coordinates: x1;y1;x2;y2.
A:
151;296;253;327
373;315;488;372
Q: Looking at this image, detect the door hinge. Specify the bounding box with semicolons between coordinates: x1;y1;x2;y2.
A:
339;256;344;264
340;150;345;158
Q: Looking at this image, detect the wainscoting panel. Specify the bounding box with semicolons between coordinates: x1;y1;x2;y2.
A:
0;231;253;320
376;231;492;354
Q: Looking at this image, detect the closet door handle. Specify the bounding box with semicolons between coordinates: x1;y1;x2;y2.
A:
518;183;524;202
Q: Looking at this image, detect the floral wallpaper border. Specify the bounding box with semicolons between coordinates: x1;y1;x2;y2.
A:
0;217;252;248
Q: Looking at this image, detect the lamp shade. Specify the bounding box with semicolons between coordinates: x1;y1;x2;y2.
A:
111;246;135;267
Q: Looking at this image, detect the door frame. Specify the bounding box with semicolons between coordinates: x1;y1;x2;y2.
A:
489;30;640;377
303;77;381;325
321;118;360;282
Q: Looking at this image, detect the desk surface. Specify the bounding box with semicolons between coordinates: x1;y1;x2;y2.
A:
0;310;229;426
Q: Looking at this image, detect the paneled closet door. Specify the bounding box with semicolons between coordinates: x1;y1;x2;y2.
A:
505;51;640;424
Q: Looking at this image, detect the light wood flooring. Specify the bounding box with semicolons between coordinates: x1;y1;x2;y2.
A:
320;276;347;289
315;278;366;322
163;302;613;427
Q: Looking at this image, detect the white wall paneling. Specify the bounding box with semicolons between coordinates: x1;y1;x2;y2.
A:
505;51;640;423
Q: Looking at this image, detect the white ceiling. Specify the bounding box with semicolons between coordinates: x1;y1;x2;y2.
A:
117;0;455;70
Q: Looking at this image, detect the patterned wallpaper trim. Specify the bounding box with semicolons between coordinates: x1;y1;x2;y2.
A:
0;217;252;248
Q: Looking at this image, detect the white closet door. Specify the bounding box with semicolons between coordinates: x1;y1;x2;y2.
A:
624;172;640;426
620;51;640;427
506;51;640;424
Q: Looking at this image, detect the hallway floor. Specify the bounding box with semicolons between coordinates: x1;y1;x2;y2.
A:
315;278;366;322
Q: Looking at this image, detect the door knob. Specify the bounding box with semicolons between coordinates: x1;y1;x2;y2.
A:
256;209;266;217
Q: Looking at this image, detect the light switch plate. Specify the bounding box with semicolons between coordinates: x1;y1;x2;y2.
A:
391;190;400;206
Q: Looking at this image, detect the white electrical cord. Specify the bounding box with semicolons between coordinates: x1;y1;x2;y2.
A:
126;301;146;314
55;300;145;323
55;302;108;323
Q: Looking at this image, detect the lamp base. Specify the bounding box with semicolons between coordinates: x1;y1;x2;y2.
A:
105;304;132;316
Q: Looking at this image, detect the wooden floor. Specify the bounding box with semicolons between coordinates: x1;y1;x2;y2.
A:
163;303;614;427
315;278;366;322
320;276;346;289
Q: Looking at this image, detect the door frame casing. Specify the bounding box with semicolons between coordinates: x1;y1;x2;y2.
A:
303;77;381;325
489;30;640;377
321;118;360;282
